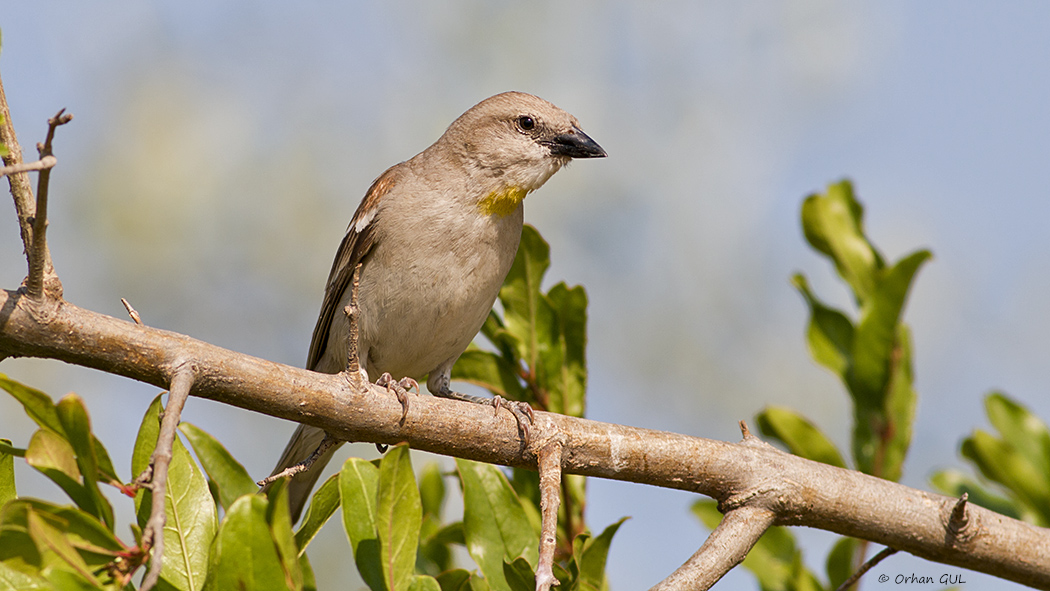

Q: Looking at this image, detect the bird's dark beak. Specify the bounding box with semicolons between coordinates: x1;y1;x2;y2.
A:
546;126;607;159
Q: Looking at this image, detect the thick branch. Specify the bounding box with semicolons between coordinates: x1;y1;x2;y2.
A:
1;291;1049;588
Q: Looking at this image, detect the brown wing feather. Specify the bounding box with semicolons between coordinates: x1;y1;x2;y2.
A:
305;166;400;371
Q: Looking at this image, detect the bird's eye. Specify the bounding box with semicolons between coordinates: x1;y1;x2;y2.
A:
517;115;535;131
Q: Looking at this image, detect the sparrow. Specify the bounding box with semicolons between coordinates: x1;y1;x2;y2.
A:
266;91;605;520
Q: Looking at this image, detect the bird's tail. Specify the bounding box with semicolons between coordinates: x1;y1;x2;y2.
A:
262;423;342;522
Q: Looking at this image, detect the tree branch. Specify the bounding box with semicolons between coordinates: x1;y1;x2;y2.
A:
24;109;72;299
0;75;37;254
138;366;195;591
0;156;57;178
536;439;563;591
652;505;776;591
1;289;1049;589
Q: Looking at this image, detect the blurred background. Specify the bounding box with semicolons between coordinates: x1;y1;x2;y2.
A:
2;2;1049;589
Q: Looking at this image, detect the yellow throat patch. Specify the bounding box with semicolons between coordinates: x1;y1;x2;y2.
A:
478;186;528;217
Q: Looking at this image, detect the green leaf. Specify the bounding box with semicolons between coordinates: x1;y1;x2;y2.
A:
133;395;217;591
16;500;122;557
294;473;341;556
435;569;471;591
756;407;847;468
377;444;422;591
339;457;383;591
800;180;883;303
574;517;627;591
266;480;304;591
24;508;99;585
0;500;124;582
502;557;534;591
508;470;542;537
499;225;556;371
479;311;519;366
984;393;1050;476
0;378;123;490
436;569;491;591
0;560;48;590
44;569;102;590
456;459;537;591
419;462;445;520
300;553;317;591
206;494;299;591
0;375;65;435
25;429;96;515
792;273;855;377
0;439;16;509
542;283;588;417
131;395;163;503
849;250;929;478
879;324;918;483
849;249;930;412
90;437;122;491
55;395;114;530
962;431;1050;524
825;537;859;591
409;575;442;591
452;351;527;402
179;423;257;511
418;462;453;574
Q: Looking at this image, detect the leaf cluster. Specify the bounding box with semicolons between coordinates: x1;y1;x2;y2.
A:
931;392;1050;527
695;180;930;591
0;224;624;590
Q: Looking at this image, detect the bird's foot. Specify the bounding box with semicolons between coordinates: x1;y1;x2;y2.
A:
374;374;417;453
436;387;534;443
376;373;417;424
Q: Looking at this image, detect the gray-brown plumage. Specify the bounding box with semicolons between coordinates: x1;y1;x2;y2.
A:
267;91;605;520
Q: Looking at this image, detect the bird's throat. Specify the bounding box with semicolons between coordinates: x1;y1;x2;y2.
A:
478;186;528;217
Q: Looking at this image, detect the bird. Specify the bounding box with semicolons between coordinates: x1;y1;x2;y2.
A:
265;91;606;520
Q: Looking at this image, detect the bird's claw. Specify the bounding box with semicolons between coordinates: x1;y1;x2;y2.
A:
377;373;417;424
491;395;534;444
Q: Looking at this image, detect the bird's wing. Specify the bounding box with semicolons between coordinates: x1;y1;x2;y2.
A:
305;166;400;371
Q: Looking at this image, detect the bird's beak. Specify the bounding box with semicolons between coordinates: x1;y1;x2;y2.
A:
546;126;607;159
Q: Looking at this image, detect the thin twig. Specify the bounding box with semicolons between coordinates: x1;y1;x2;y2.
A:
345;263;362;374
0;156;56;178
536;440;564;591
121;298;144;325
140;366;195;591
256;434;339;487
25;109;72;299
834;546;899;591
652;505;776;591
739;419;752;439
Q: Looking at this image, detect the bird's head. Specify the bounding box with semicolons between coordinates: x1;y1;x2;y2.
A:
436;92;606;215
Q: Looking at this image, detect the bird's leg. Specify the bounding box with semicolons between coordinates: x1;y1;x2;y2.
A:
376;373;417;424
435;384;534;442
